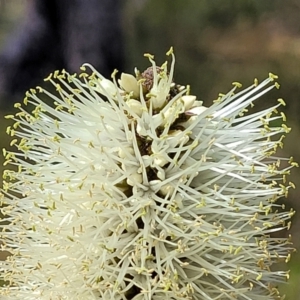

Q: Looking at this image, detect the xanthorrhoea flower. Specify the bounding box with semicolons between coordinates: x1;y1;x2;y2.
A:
0;48;297;300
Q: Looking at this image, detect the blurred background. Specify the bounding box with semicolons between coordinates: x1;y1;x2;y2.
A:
0;0;299;298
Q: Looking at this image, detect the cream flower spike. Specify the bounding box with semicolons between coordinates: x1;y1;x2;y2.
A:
0;47;297;300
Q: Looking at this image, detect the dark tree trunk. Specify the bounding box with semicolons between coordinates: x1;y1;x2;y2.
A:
0;0;124;108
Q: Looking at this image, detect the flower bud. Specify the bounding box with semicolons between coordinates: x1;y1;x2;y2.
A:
126;99;144;117
181;95;196;111
119;73;139;97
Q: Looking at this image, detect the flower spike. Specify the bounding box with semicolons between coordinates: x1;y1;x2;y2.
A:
0;51;296;300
